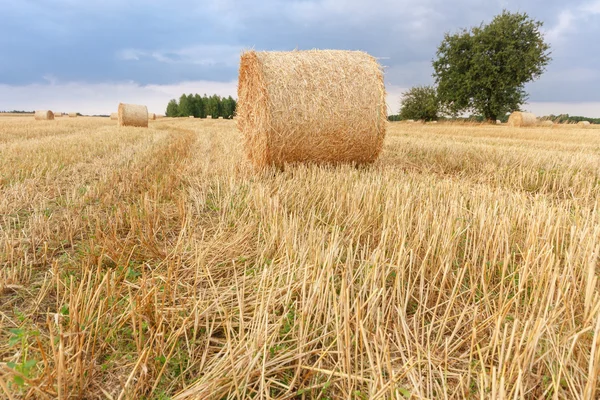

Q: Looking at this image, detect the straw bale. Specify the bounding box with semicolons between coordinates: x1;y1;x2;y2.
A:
406;119;415;123
110;113;118;120
540;120;554;127
496;120;501;124
68;112;77;118
238;50;387;168
206;115;212;119
189;116;195;118
118;103;148;128
34;110;54;120
148;113;156;120
577;121;591;127
507;111;536;127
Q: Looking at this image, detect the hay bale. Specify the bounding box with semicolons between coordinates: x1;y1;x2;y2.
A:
110;113;118;120
406;119;415;123
68;112;77;118
578;121;591;127
540;120;554;127
148;113;156;120
34;110;54;120
189;116;195;119
118;103;148;128
496;120;501;124
238;50;386;168
218;116;224;119
507;111;536;127
206;115;212;119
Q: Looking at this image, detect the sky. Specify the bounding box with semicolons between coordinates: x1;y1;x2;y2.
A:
1;0;599;116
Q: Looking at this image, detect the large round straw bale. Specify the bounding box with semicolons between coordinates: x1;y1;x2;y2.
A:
238;50;387;168
68;112;77;118
148;113;156;120
110;113;118;120
118;103;148;127
577;121;591;127
35;110;54;120
507;111;536;127
540;120;554;127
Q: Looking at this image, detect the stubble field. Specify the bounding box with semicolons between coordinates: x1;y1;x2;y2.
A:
1;116;599;399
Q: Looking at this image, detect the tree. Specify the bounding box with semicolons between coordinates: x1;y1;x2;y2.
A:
399;86;439;121
166;99;179;117
205;95;220;118
178;94;197;117
194;94;205;118
433;10;551;122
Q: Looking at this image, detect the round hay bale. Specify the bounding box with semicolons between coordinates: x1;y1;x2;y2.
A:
206;115;212;119
507;111;536;127
189;116;195;118
578;121;591;127
540;120;554;127
496;120;501;124
110;113;118;120
35;110;54;120
406;119;415;123
218;116;223;119
237;50;387;168
148;113;156;120
118;103;148;128
68;112;77;118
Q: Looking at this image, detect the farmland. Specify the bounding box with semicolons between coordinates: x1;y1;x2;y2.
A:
1;116;599;399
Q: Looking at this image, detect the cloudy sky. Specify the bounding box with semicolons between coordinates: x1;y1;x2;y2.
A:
1;0;599;116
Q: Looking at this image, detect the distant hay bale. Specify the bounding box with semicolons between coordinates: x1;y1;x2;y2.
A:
218;116;223;119
540;120;554;127
34;110;54;120
110;113;118;120
189;116;195;119
496;120;501;124
148;113;156;120
578;121;591;127
406;119;415;123
507;111;536;127
118;103;148;128
238;50;386;168
68;112;77;118
206;115;212;119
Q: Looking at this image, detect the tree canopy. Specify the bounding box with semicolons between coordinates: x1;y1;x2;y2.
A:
165;94;237;118
433;10;551;122
399;85;439;121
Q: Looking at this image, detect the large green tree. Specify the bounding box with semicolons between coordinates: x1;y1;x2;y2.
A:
433;10;551;122
178;94;195;117
165;99;179;117
399;85;439;121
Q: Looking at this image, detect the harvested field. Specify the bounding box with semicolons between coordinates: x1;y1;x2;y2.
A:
1;116;599;399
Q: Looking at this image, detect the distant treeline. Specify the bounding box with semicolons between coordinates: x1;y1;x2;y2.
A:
166;94;237;118
388;113;599;124
0;110;34;114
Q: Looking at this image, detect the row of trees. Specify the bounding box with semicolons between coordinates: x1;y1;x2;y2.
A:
399;11;552;123
166;94;237;118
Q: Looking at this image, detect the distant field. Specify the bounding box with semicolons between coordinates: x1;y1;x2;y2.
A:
1;116;599;399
